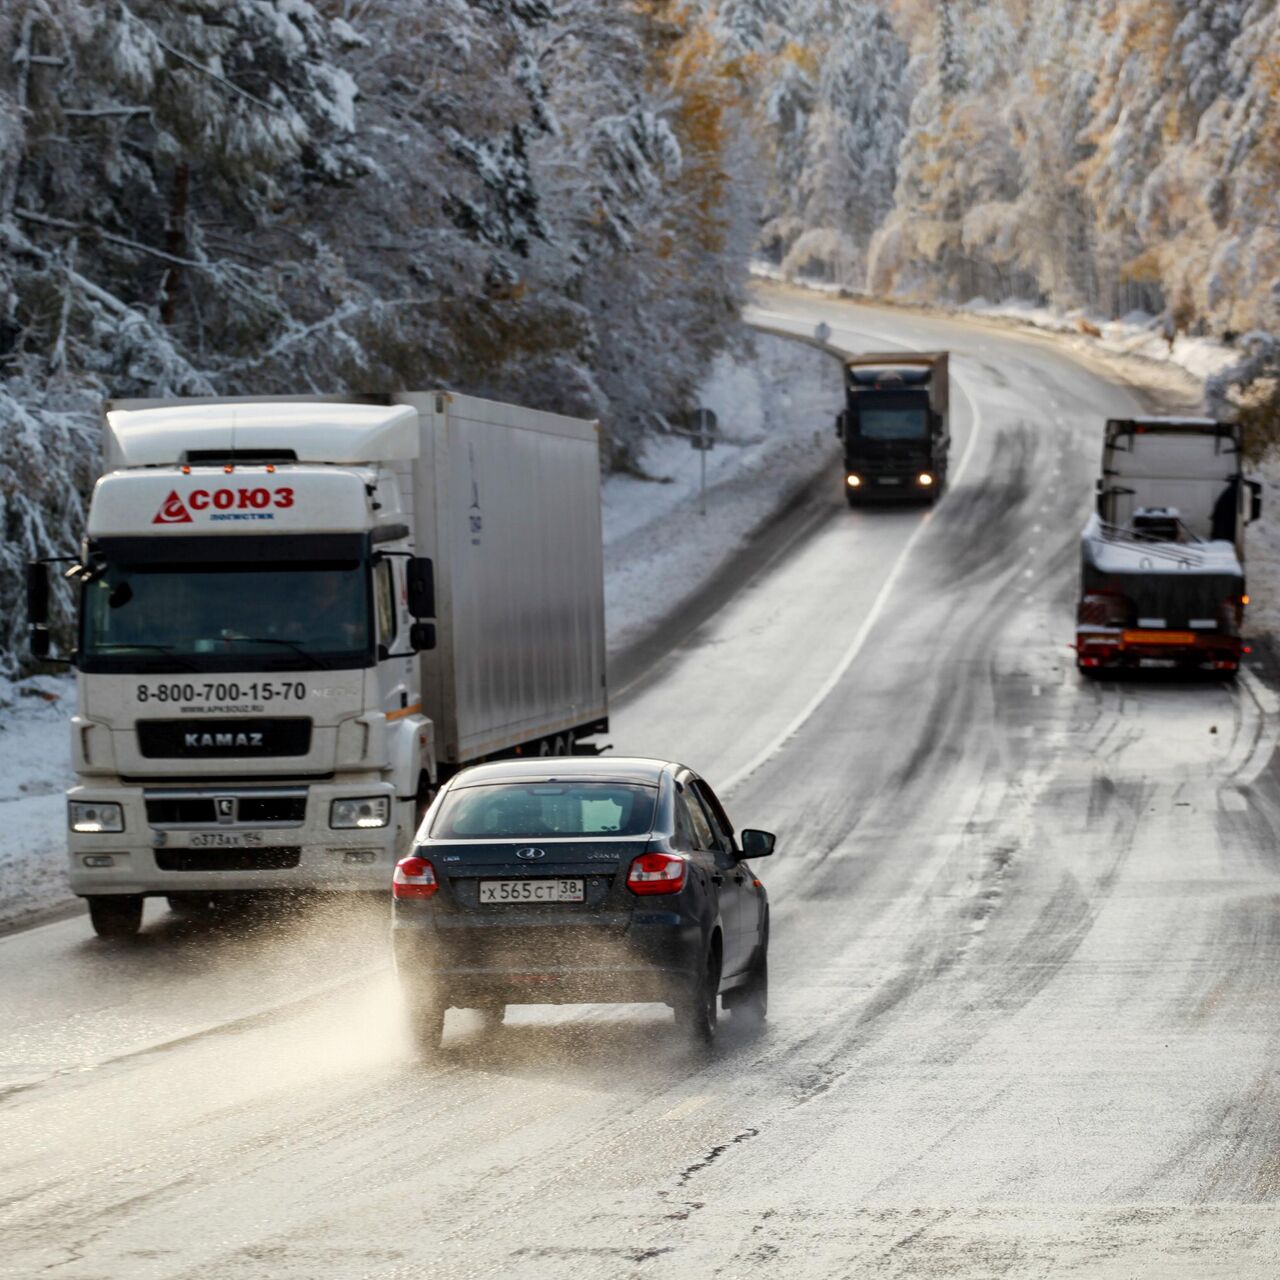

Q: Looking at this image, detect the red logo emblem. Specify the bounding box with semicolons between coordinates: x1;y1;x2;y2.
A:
153;490;193;524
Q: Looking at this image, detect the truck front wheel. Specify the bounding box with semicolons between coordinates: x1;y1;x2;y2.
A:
87;894;144;940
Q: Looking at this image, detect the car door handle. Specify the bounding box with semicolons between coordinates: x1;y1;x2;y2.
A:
733;873;746;884
710;873;724;886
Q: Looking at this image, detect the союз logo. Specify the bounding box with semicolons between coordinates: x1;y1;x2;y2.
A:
152;487;295;525
153;490;193;524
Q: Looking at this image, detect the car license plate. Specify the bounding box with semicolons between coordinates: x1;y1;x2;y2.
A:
187;831;265;849
876;476;902;485
479;878;584;904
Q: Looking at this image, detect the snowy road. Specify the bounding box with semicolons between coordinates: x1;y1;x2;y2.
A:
5;287;1280;1276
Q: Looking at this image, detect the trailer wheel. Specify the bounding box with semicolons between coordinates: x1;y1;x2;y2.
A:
87;894;144;940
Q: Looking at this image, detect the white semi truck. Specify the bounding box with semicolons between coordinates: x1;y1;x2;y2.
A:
27;393;608;937
1075;416;1262;676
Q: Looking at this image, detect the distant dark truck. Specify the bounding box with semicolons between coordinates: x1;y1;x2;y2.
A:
1076;416;1262;677
835;351;950;505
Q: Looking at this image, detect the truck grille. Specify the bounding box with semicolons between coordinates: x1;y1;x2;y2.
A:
154;847;301;872
145;794;307;826
137;719;311;759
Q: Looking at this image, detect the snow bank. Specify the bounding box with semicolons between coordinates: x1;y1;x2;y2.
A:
959;297;1239;387
604;335;841;653
0;676;75;931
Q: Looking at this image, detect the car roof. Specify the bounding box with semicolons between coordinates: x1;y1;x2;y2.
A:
447;756;677;788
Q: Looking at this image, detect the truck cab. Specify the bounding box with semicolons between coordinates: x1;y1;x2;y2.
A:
30;402;431;936
836;352;950;504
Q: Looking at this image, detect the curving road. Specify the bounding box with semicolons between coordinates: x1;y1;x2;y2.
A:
4;286;1280;1277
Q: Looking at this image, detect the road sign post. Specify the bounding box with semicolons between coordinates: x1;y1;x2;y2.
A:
691;407;717;516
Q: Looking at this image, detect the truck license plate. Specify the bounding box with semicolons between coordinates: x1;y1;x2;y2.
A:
187;831;265;849
876;477;902;485
479;878;584;904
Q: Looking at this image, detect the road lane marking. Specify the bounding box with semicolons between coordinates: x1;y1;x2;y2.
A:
720;379;984;795
658;1095;713;1122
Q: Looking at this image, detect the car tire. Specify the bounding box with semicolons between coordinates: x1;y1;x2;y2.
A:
676;945;720;1049
845;490;861;508
408;999;445;1056
87;894;144;940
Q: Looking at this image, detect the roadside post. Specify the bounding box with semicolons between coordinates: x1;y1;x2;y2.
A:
815;321;832;345
691;407;717;516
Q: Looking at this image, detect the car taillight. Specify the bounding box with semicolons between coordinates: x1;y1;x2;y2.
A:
627;852;687;896
393;854;438;899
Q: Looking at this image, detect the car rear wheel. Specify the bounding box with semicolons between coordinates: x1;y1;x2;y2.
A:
407;1000;445;1056
87;894;144;940
676;946;720;1049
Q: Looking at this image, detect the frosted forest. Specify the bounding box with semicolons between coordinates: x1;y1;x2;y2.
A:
3;0;1280;671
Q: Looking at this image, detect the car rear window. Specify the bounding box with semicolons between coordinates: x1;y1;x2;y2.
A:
431;782;658;839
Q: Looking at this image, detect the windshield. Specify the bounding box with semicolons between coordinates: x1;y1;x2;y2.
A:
80;559;372;672
856;405;929;441
431;782;658;839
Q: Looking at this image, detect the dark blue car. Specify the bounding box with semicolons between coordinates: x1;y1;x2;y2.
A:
392;756;775;1052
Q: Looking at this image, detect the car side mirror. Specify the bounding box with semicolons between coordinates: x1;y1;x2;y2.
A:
835;412;845;439
739;828;776;859
410;621;436;653
30;627;51;659
1248;479;1263;522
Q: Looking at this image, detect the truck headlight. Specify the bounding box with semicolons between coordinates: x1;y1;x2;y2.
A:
70;801;125;833
330;796;390;829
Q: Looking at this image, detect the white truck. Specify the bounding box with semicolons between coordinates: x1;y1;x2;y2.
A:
27;393;609;937
1075;416;1261;676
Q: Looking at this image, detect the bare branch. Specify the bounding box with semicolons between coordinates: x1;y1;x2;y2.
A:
15;207;216;272
62;106;151;119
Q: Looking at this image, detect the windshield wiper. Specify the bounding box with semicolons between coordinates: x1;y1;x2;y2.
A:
90;643;197;671
218;636;329;670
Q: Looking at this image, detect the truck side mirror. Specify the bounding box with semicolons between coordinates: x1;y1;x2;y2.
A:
407;558;435;619
26;562;50;626
410;621;436;653
1249;479;1263;522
